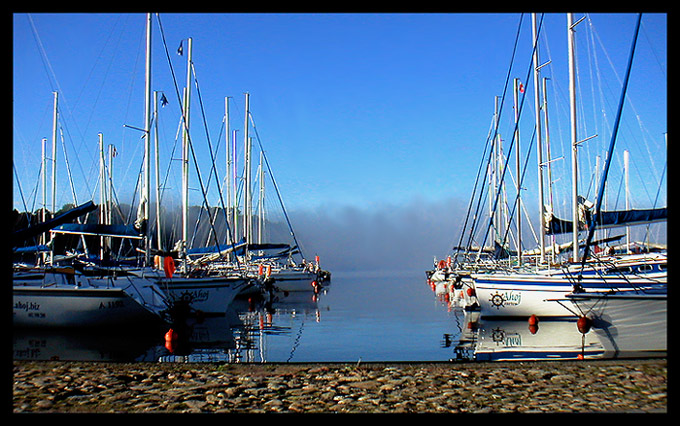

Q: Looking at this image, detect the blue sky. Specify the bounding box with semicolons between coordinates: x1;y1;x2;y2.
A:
13;13;667;263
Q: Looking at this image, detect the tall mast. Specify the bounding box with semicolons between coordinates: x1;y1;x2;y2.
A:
107;143;115;256
243;92;251;248
143;12;152;266
567;13;580;262
181;37;193;270
51;91;58;215
153;91;162;251
225;97;231;233
532;13;546;263
513;77;521;265
624;149;630;253
542;77;556;264
491;96;500;247
99;133;106;261
258;150;265;245
41;137;47;264
108;144;114;226
232;129;239;241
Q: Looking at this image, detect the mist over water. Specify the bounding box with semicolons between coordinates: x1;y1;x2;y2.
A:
289;197;470;274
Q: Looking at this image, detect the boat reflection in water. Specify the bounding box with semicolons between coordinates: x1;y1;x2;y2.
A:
13;327;163;362
452;306;666;362
13;289;327;364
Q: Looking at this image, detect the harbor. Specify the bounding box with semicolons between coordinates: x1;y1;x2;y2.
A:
12;270;667;413
13;13;666;414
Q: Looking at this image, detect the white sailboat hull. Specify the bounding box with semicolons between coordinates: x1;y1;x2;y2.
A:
563;292;667;358
473;272;665;318
159;276;250;315
13;270;168;328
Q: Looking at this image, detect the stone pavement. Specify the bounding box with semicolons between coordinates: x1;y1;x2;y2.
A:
12;359;667;413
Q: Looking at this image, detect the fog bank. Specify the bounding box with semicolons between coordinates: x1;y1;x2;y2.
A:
289;197;470;274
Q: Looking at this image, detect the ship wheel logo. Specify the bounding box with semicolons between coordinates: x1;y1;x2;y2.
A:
491;327;506;343
489;292;505;309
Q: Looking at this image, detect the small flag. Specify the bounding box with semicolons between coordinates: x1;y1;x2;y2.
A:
519;82;525;93
112;146;118;157
160;93;168;107
177;41;183;56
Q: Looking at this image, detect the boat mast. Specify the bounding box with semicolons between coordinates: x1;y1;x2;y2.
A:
579;13;642;271
50;91;58;265
99;132;106;261
243;92;251;249
143;12;152;266
624;149;630;253
181;37;193;271
258;150;265;245
51;91;58;216
153;91;162;252
567;13;580;263
41;137;47;264
513;77;521;265
491;96;500;248
532;13;546;264
225;96;231;236
108;144;114;226
542;77;556;264
232;129;239;241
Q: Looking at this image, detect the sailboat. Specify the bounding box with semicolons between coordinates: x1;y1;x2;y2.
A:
13;202;171;328
30;15;252;318
137;19;254;316
214;92;331;297
472;14;666;319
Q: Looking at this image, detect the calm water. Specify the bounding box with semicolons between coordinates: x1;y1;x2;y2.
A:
13;270;462;363
12;270;666;363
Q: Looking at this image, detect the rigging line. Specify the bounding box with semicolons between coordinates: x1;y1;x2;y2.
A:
204;120;227;247
12;165;44;253
23;157;43;214
189;63;233;249
640;19;666;79
629;157;654;206
478;13;545;259
188;64;241;265
644;155;667;242
185;93;236;264
249;114;306;261
451;108;496;261
27;14;105;189
26;14;59;94
586;14;661;181
159;114;184;211
499;123;537;254
156;14;240;268
82;15;133;145
579;14;642;280
464;13;527;260
13;164;33;226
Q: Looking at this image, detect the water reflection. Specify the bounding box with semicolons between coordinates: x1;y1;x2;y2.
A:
449;307;667;362
13;289;327;364
13;327;162;362
14;272;665;363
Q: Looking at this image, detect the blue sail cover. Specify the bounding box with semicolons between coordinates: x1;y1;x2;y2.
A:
52;223;143;239
545;207;667;235
12;201;97;243
13;245;50;254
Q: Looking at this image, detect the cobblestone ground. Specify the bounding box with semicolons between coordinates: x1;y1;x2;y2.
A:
13;359;666;413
